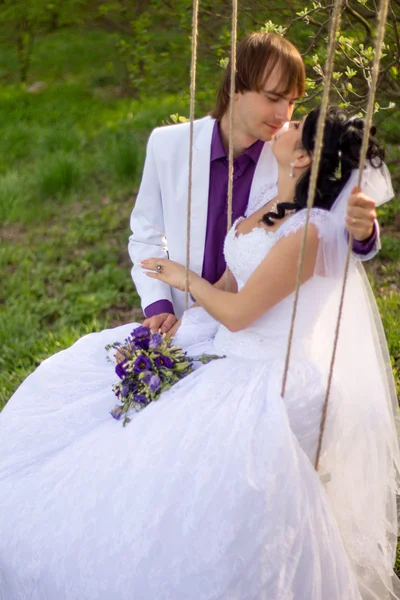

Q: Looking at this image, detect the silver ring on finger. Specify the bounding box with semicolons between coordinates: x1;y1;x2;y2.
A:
156;264;163;273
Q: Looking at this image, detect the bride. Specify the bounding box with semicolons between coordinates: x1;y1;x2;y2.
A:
0;106;398;600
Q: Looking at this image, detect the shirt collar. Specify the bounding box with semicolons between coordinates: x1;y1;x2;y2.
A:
245;138;264;164
210;121;226;161
211;121;264;164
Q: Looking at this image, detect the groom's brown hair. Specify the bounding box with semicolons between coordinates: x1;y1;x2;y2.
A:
211;32;305;121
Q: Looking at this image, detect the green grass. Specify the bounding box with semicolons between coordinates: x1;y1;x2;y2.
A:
365;220;400;398
0;28;121;86
0;26;191;227
0;27;193;405
0;84;189;226
0;198;143;409
376;290;400;395
37;150;82;196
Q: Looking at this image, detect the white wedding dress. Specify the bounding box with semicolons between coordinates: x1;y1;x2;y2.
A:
0;209;399;600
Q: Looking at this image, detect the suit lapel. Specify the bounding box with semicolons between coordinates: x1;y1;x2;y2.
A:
181;123;278;276
249;141;278;204
186;117;215;276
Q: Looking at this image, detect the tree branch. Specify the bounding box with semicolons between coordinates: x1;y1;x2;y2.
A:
344;0;372;43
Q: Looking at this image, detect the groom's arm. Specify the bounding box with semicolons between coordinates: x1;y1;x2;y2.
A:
351;222;379;260
128;131;175;320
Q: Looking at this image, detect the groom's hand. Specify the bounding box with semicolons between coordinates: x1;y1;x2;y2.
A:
164;317;182;339
143;312;177;334
346;186;377;241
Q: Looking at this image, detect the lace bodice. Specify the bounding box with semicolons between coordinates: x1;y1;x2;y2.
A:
212;209;333;360
245;181;277;218
224;208;330;290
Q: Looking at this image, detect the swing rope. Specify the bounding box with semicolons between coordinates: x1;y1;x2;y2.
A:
227;0;239;235
226;0;239;292
184;0;200;310
280;0;345;402
314;0;391;472
184;0;389;474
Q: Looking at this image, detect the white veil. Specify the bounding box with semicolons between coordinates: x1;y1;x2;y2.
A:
309;161;400;599
175;161;399;598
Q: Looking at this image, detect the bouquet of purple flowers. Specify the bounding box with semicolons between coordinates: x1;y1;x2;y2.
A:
106;325;194;426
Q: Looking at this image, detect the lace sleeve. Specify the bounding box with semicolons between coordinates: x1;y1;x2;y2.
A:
275;208;332;242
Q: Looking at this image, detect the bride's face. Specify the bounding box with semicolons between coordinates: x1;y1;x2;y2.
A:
271;118;305;164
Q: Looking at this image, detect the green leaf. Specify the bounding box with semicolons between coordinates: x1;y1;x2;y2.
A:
261;20;286;35
345;67;357;78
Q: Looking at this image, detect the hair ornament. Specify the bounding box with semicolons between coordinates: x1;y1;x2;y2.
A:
335;149;342;180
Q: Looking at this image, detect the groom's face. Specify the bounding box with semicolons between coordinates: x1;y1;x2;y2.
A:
234;66;300;143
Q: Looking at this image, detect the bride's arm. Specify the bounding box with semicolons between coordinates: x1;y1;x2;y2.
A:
190;226;319;331
185;268;238;310
213;268;238;292
142;225;319;333
163;268;238;337
195;268;238;298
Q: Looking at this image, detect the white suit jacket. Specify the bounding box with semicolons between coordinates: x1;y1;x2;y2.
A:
129;116;278;318
129;115;382;318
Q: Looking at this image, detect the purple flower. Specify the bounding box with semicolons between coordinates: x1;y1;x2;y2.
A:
133;355;152;374
121;382;130;398
130;380;139;394
142;371;152;384
131;326;151;350
120;380;139;398
134;394;148;405
154;355;173;369
149;332;163;350
149;374;161;392
131;325;151;339
110;405;124;420
115;361;127;379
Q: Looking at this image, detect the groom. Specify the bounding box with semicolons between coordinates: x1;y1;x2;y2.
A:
129;31;380;335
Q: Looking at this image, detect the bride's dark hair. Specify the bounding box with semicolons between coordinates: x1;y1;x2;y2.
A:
262;105;385;226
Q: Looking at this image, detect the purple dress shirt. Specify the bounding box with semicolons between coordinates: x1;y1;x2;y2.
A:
144;121;376;317
201;124;264;285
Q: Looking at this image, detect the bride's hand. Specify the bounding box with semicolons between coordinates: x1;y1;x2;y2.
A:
346;186;377;241
141;258;189;292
